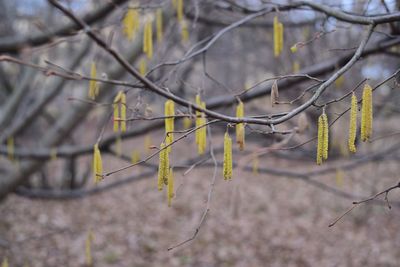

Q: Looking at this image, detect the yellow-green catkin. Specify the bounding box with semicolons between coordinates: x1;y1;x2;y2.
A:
89;61;99;100
113;91;122;132
120;92;127;132
143;19;153;59
183;117;192;129
335;75;345;88
167;168;174;207
223;132;233;180
123;8;139;41
236;101;245;151
156;8;163;43
348;92;358;153
180;20;189;43
131;150;141;164
361;84;373;142
176;0;183;22
273;16;284;57
164;100;175;152
252;155;259;175
195;94;207;155
139;58;147;76
85;229;94;266
1;257;8;267
115;136;122;157
93;143;103;184
316;112;329;165
7;137;14;161
158;142;166;191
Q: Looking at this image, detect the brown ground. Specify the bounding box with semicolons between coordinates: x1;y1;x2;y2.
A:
1;138;400;267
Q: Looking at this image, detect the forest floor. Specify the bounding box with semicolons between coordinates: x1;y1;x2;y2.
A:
1;136;400;267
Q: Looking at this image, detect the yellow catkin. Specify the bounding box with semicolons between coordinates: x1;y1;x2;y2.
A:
85;230;94;266
139;58;147;76
123;9;139;40
180;20;189;43
361;84;373;142
89;61;99;100
252;155;259;175
1;257;8;267
172;0;177;8
93;143;103;184
156;8;163;43
7;137;14;161
167;168;174;207
131;150;141;164
195;94;207;155
158;142;166;191
164;100;175;152
278;22;284;54
348;93;357;153
120;92;127;132
113;91;122;132
223;132;233;180
236;101;245;151
115;137;122;157
183;117;192;129
273;16;279;57
177;0;183;21
143;19;153;59
322;113;329;160
316;113;329;165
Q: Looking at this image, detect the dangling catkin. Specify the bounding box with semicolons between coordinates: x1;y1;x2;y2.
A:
158;143;165;191
180;20;189;43
236;101;245;151
1;257;8;267
223;132;233;180
113;91;122;132
139;58;147;76
164;100;175;152
156;8;163;43
120;92;127;132
183;117;192;129
273;16;279;57
316;112;329;165
131;150;141;164
348;92;358;153
361;84;373;141
85;229;94;266
195;94;207;154
143;19;153;59
93;143;103;184
177;0;183;21
123;8;139;40
278;22;284;55
167;168;174;207
89;62;99;100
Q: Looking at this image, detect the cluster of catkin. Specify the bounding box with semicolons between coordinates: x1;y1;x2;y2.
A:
347;83;373;152
316;83;374;165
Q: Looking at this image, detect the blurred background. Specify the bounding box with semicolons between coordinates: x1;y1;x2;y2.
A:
0;0;400;266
